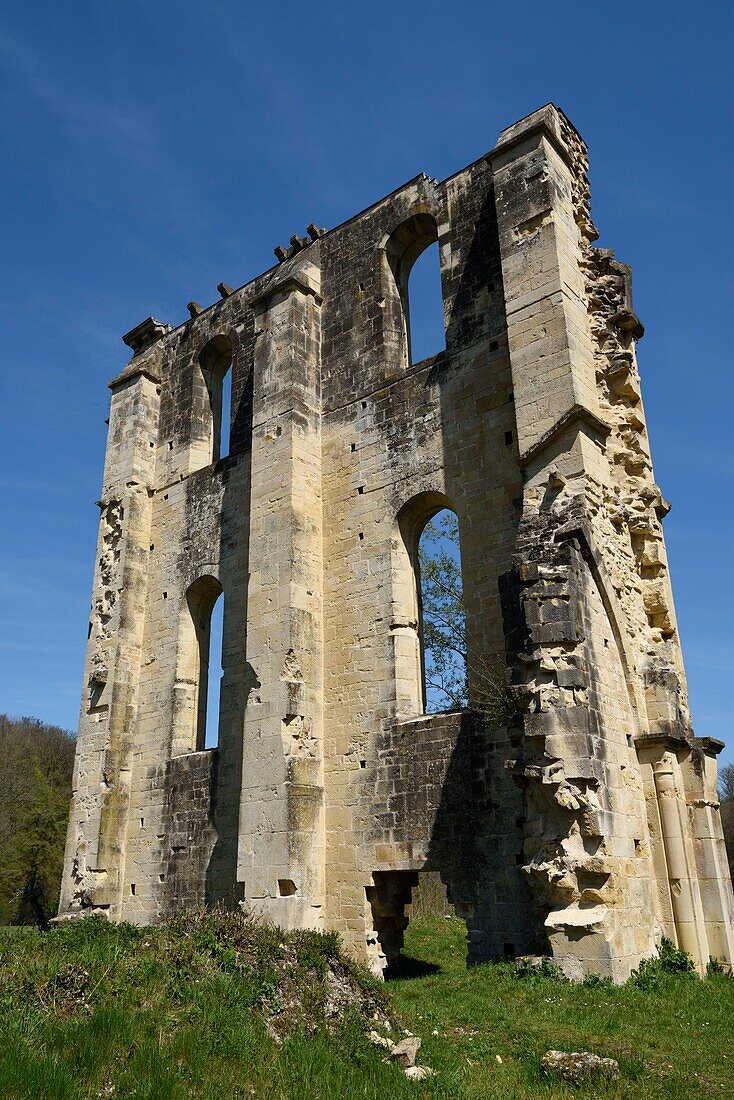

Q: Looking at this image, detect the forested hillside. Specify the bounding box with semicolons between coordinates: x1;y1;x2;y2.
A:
0;715;75;927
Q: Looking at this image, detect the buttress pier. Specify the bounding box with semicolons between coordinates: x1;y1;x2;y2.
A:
59;104;734;982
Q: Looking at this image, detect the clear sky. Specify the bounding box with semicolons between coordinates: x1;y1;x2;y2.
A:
0;2;731;764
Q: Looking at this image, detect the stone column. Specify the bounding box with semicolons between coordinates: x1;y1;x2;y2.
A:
489;104;607;488
652;752;708;969
237;266;325;929
682;741;734;967
58;319;165;919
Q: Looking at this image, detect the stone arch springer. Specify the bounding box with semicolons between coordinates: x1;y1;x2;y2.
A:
553;518;643;734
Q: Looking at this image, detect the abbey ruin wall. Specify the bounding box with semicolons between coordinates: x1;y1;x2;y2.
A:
59;104;734;982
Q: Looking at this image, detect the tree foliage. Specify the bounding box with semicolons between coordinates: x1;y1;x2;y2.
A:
719;763;734;884
418;511;469;711
0;715;75;927
418;510;518;725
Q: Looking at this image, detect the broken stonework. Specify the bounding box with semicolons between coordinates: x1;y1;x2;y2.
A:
59;104;734;984
542;1050;620;1086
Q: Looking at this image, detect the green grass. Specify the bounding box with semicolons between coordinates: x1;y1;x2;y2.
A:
1;912;732;1099
390;916;734;1098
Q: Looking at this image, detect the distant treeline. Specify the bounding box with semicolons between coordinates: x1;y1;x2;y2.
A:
0;712;732;928
0;714;75;927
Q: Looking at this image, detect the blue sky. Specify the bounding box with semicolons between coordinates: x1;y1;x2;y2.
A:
0;2;731;764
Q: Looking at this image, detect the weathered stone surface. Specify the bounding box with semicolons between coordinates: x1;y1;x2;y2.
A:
59;104;734;985
404;1065;434;1081
541;1049;620;1086
391;1036;421;1068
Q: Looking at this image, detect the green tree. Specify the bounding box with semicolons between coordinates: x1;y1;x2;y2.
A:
0;715;75;926
418;511;469;711
719;763;734;884
418;510;517;725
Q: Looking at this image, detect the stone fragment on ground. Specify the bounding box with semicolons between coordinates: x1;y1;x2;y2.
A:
541;1049;620;1085
391;1035;421;1067
368;1030;395;1051
404;1065;435;1081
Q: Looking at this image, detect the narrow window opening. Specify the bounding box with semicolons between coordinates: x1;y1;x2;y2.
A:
383;213;444;370
418;508;468;713
205;592;224;749
219;366;232;460
173;575;225;755
198;335;234;466
407;240;445;364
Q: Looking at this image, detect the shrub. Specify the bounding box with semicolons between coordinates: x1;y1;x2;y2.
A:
630;938;697;990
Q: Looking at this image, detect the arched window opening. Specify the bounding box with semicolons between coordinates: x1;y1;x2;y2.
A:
383;213;445;369
199;335;233;464
391;494;467;718
172;575;224;755
205;593;224;749
407;240;445;364
417;509;468;713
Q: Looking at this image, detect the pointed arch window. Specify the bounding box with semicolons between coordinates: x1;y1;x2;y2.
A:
171;575;224;755
199;335;233;465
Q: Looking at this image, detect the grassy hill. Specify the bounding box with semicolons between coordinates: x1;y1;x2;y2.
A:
1;909;732;1099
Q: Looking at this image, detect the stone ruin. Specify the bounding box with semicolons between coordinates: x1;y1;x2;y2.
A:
59;104;734;982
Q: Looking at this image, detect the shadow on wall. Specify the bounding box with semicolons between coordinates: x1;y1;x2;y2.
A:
204;336;256;908
366;171;537;970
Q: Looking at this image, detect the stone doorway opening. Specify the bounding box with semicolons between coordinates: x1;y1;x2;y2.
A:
366;870;454;978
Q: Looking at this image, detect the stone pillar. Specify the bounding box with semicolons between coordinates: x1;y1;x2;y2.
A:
682;742;734;967
237;266;325;928
651;752;708;968
58;319;165;919
489;104;607;488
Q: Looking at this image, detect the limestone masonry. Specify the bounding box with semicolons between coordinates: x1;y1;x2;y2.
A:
59;105;734;981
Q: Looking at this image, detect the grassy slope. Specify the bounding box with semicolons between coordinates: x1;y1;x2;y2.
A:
1;913;732;1099
392;917;734;1099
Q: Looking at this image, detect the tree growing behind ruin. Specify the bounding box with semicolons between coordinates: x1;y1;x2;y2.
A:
418;511;516;725
0;715;75;927
719;763;734;883
418;510;469;712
